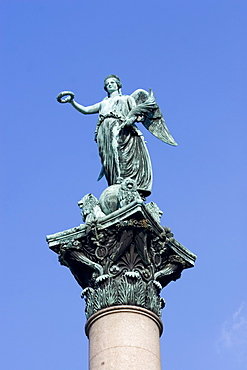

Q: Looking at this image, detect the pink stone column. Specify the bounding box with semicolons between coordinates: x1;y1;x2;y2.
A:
85;305;163;370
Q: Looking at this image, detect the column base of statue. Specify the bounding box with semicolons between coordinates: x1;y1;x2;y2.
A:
85;305;163;370
47;190;196;369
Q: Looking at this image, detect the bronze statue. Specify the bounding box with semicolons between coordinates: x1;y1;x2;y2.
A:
57;74;177;197
48;76;196;324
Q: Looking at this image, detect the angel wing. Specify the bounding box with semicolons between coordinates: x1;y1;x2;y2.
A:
130;89;178;146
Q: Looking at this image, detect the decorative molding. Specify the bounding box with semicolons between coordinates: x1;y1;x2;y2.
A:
47;195;196;320
85;305;163;338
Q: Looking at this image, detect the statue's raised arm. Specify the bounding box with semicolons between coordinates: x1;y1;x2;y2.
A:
56;75;177;197
57;91;100;114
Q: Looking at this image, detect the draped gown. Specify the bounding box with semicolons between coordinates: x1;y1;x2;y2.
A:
95;94;152;196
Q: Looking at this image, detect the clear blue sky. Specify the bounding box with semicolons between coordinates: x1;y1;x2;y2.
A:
1;1;247;369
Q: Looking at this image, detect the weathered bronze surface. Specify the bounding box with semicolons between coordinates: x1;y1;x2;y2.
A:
49;76;196;321
47;181;196;319
57;75;177;196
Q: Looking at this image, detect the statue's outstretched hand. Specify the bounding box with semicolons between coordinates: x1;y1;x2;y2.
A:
57;91;75;104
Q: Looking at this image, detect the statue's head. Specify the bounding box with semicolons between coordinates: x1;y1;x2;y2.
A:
104;74;122;93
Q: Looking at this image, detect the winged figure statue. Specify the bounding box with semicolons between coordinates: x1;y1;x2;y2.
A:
57;75;177;197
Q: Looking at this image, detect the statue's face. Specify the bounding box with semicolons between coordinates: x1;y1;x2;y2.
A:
105;78;118;93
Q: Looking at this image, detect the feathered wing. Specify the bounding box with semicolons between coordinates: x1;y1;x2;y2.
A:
129;89;178;146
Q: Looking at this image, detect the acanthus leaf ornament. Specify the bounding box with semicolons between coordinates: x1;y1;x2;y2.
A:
47;182;196;319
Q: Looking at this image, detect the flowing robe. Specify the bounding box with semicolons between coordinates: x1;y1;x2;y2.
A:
95;94;152;196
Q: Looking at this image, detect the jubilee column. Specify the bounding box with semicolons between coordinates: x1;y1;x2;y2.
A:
47;191;196;369
47;76;196;369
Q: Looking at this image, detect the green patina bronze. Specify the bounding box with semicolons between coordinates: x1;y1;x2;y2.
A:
48;76;196;320
47;180;196;319
56;74;177;197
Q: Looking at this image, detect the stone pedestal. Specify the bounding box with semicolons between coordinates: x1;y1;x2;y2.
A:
86;306;163;370
47;188;196;369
